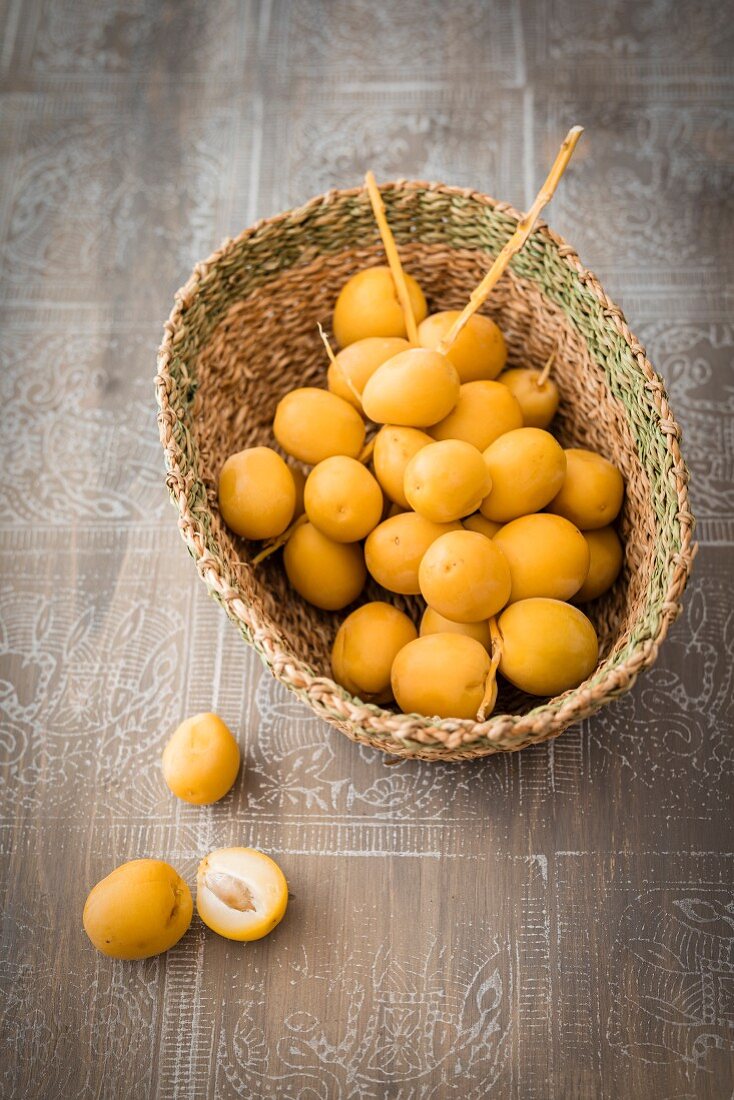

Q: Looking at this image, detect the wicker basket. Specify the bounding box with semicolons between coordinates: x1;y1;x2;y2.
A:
155;181;696;761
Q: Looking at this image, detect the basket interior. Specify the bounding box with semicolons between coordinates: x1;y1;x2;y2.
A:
178;190;662;722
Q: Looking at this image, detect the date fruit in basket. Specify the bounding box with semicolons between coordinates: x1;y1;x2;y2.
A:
391;632;491;720
364;512;461;595
327;336;409;410
331;601;417;703
498;598;599;696
480;427;567;523
197;848;288;942
417;311;507;382
214;128;616;725
404;439;492;524
575;526;624;602
429;379;523;451
273;387;365;465
498;365;560;429
304;456;383;543
419;529;511;623
462;513;503;539
332;266;427;347
493;514;590;604
218;446;296;540
284;521;366;610
83;859;193;959
361;347;461;427
548;448;624;530
420;606;491;651
372;425;433;510
162;712;240;805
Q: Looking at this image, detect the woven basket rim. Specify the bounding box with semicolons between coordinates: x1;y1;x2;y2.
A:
155;180;697;759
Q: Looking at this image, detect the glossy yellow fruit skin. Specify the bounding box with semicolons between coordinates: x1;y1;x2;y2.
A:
372;425;433;509
333;266;428;347
331;601;418;702
404;439;492;523
417;311;507;382
162;713;240;805
327;337;410;409
361;348;460;428
575;526;623;601
284;522;366;609
304;456;383;542
493;514;590;603
419;529;511;622
83;860;193;959
498;368;560;428
273;388;365;465
463;513;503;539
218;447;295;540
391;633;491;720
196;848;288;942
548;448;624;530
420;606;491;651
498;598;599;696
430;380;523;451
480;428;567;523
364;512;461;595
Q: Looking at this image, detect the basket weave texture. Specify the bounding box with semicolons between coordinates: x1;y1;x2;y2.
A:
155;181;696;761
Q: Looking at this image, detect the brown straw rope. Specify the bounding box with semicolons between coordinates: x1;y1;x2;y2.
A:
155;180;696;761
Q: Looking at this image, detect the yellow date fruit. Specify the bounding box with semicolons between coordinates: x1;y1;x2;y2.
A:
364;512;461;595
420;606;491;651
548;448;624;530
273;388;365;465
417;311;507;382
493;513;590;603
162;713;240;805
498;368;560;428
498;598;599;696
575;526;624;601
361;348;460;427
372;425;433;510
463;513;503;539
197;848;288;942
480;428;566;522
391;633;491;720
419;529;511;622
430;380;523;451
327;336;410;409
333;266;427;347
83;859;193;959
331;601;417;702
404;439;492;523
284;522;366;609
305;456;383;542
218;447;296;540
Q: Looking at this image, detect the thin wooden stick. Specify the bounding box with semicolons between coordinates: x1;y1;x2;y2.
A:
358;437;375;465
477;616;504;722
438;126;584;357
317;321;337;364
251;513;307;566
537;348;556;388
364;171;419;345
318;322;362;404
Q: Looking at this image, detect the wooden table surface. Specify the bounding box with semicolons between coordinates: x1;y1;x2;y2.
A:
1;2;732;1097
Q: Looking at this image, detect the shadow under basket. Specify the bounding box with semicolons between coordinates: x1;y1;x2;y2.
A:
156;181;696;761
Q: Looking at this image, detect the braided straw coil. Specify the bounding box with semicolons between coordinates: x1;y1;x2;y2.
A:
155;181;696;761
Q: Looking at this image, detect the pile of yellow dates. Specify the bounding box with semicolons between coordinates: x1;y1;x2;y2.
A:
219;257;624;722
